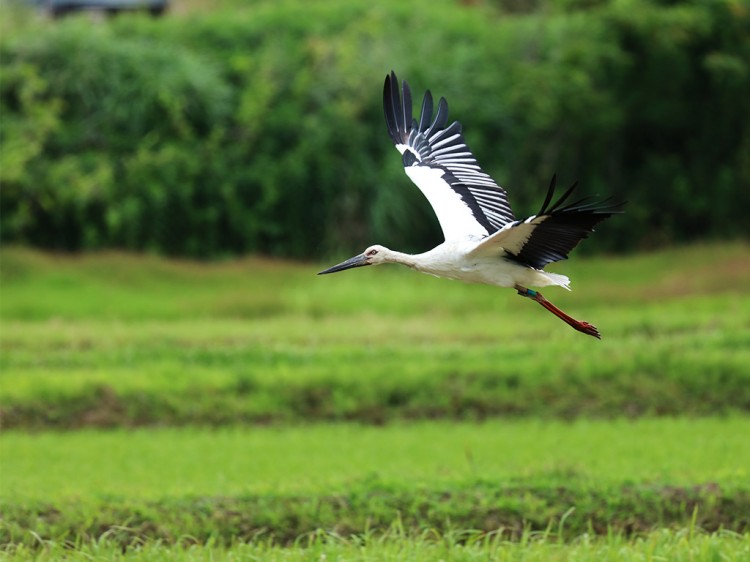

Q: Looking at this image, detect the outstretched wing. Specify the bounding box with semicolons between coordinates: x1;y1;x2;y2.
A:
469;175;625;269
384;71;514;241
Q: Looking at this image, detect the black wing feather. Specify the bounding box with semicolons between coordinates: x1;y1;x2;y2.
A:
418;91;433;132
383;71;515;235
506;177;625;269
425;97;449;138
401;80;412;137
385;73;405;145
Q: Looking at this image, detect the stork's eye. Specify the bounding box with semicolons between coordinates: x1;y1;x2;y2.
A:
367;249;378;256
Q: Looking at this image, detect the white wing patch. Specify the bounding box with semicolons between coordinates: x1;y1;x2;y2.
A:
405;166;489;240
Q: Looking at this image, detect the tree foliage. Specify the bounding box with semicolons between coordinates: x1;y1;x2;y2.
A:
1;0;748;258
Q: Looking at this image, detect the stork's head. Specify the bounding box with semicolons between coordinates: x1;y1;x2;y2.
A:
318;245;389;275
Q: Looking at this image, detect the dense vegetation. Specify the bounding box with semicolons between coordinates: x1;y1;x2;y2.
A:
2;0;748;258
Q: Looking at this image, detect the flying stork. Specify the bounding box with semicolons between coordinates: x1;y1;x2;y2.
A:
319;72;624;339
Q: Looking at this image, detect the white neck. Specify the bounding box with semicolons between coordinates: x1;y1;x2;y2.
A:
381;248;418;268
391;241;472;277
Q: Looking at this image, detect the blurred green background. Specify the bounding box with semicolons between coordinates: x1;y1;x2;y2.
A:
2;0;748;258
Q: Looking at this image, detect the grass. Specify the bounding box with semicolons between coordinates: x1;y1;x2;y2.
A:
2;419;749;545
2;482;749;547
4;529;750;562
3;244;750;321
2;245;749;428
1;245;749;552
2;419;750;501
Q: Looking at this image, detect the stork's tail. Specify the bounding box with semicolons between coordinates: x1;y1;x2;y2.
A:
538;271;571;291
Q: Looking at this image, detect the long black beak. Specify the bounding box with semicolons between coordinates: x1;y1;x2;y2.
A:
318;253;370;275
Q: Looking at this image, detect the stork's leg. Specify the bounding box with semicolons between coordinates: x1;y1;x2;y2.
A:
516;286;601;339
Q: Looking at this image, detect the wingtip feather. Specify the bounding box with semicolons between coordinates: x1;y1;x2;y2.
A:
539;174;557;215
418;90;433;133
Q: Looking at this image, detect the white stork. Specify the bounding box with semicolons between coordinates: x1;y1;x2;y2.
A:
320;72;624;338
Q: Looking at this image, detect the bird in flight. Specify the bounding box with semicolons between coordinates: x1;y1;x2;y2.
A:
320;72;623;338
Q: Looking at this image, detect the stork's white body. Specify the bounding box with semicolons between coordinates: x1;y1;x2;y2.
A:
381;242;570;289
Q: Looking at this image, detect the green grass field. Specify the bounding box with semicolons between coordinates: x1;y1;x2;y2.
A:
3;419;750;501
1;245;750;559
2;245;749;428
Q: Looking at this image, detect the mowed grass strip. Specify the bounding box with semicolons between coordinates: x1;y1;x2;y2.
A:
2;246;749;428
2;419;749;501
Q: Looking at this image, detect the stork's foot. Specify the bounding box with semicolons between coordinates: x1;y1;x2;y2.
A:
568;320;601;339
516;286;601;339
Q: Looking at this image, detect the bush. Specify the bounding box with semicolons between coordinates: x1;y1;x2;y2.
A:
1;0;748;258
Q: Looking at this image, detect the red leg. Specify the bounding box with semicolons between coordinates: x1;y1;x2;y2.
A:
516;287;601;339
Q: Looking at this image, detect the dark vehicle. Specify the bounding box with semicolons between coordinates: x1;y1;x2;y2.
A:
32;0;168;17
